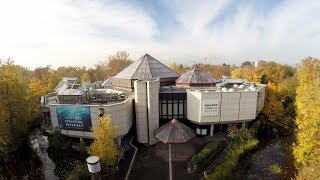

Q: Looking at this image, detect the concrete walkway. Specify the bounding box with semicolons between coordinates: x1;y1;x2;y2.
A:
127;133;226;180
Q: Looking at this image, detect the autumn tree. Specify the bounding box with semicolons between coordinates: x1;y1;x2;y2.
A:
231;65;255;81
28;78;49;118
262;82;285;122
55;66;87;80
28;66;59;119
293;57;320;168
194;63;232;79
258;61;295;84
90;62;108;82
31;66;60;92
91;51;133;81
0;108;10;156
88;115;119;170
170;62;187;75
106;51;133;77
296;161;320;180
0;60;32;156
80;72;91;83
231;61;297;129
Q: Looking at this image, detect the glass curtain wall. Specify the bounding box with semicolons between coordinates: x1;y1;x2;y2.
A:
159;93;187;124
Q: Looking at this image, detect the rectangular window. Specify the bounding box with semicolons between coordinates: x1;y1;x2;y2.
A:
179;102;184;116
173;100;178;118
201;129;207;135
168;101;172;119
162;102;167;116
184;101;187;118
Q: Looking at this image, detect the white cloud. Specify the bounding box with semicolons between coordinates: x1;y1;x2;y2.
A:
0;0;158;68
0;0;320;69
164;0;231;34
161;0;320;66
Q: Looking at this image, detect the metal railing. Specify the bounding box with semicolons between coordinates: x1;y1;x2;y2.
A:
203;137;231;178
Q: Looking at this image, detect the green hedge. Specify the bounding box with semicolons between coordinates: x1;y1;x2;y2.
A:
206;130;259;179
187;140;222;173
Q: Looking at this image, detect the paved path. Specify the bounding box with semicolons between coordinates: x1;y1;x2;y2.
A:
127;133;227;180
129;143;169;180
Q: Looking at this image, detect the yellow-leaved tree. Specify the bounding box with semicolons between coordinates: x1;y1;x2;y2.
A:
294;58;320;169
262;82;285;122
88;115;119;169
80;72;91;83
170;61;187;75
0;60;32;156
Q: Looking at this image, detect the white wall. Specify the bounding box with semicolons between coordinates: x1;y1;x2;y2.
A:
134;79;160;145
187;86;265;124
256;84;266;114
201;92;221;123
134;80;148;143
239;92;258;120
147;80;160;145
220;93;240;122
187;90;201;123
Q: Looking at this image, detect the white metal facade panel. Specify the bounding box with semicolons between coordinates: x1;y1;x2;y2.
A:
239;92;258;120
147;80;160;145
220;93;241;122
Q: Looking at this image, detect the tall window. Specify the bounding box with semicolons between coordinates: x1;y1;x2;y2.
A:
159;93;187;121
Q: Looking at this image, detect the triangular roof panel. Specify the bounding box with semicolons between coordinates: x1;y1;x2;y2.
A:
154;119;196;144
101;76;113;87
176;66;217;87
112;54;179;89
113;54;179;80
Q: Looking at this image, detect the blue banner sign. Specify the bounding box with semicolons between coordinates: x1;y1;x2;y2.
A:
56;106;92;131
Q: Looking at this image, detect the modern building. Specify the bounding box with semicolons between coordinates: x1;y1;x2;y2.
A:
41;54;266;145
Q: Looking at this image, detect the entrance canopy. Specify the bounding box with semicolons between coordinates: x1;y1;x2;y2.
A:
154;119;196;143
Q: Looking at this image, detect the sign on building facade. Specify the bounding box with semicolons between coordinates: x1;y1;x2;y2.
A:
56;105;92;131
202;99;219;116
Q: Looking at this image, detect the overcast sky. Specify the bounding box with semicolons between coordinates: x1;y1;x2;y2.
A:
0;0;319;69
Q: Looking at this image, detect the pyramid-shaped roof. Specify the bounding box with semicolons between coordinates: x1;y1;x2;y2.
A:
154;119;196;144
113;54;180;80
101;76;113;87
176;66;217;87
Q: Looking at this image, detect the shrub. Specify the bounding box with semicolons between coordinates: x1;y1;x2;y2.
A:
269;164;282;174
66;164;91;180
296;162;320;180
187;140;222;173
49;130;71;151
206;130;259;179
78;140;88;157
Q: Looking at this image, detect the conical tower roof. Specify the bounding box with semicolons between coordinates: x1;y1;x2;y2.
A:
112;54;179;89
154;119;196;144
113;54;179;80
176;66;217;87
